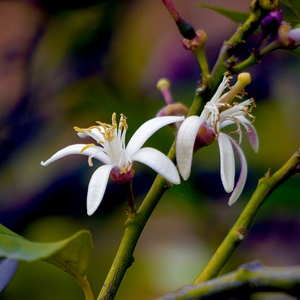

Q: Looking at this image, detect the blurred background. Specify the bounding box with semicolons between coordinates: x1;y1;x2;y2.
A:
1;0;300;299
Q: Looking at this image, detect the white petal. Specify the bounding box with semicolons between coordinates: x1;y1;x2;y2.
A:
176;116;203;180
288;28;300;42
86;164;115;215
126;116;184;156
81;147;111;165
245;123;259;153
41;144;88;166
41;144;111;166
131;147;180;184
218;132;235;193
228;136;248;205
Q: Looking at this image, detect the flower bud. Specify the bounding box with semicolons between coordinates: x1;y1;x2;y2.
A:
256;10;282;47
156;103;188;118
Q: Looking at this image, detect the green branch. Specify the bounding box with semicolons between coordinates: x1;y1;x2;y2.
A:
193;148;300;284
158;262;300;299
97;143;176;300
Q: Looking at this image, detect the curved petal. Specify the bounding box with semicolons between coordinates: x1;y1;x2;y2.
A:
228;136;248;205
86;164;115;215
218;133;235;193
176;116;203;180
126;116;184;156
245;123;259;153
41;144;111;166
131;147;180;184
41;144;88;166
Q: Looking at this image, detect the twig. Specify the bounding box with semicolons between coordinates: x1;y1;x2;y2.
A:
158;261;300;299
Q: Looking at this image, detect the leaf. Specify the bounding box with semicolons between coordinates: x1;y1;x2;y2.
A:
197;4;249;24
280;0;300;19
0;224;93;277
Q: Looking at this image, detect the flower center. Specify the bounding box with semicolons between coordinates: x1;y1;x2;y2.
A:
75;113;132;172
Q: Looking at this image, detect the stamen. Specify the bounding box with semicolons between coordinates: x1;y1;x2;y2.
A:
80;143;96;153
88;156;93;167
112;112;117;126
220;72;251;104
119;114;128;130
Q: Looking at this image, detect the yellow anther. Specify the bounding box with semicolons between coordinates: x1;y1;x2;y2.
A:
112;112;117;126
156;78;171;91
74;126;84;132
119;114;128;130
80;143;95;153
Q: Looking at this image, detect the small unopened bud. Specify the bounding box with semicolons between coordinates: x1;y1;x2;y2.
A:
157;103;188;118
256;10;282;47
194;122;216;151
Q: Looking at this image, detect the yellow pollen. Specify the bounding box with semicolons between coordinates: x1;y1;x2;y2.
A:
80;143;95;153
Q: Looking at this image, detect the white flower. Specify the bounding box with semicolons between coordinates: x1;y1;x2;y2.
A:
41;113;184;215
176;73;259;205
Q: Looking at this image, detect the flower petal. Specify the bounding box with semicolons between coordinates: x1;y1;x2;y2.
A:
176;116;203;180
245;123;259;153
228;136;248;205
131;147;180;184
86;164;115;215
126;116;184;156
41;144;111;166
41;144;87;166
218;132;235;193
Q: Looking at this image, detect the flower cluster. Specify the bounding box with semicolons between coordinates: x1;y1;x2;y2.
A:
42;73;258;215
41;113;184;215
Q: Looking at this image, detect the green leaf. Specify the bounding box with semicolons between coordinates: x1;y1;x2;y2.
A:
0;224;93;277
280;0;300;19
197;4;249;24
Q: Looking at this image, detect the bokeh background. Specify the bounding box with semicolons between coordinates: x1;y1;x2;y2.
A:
1;0;300;299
